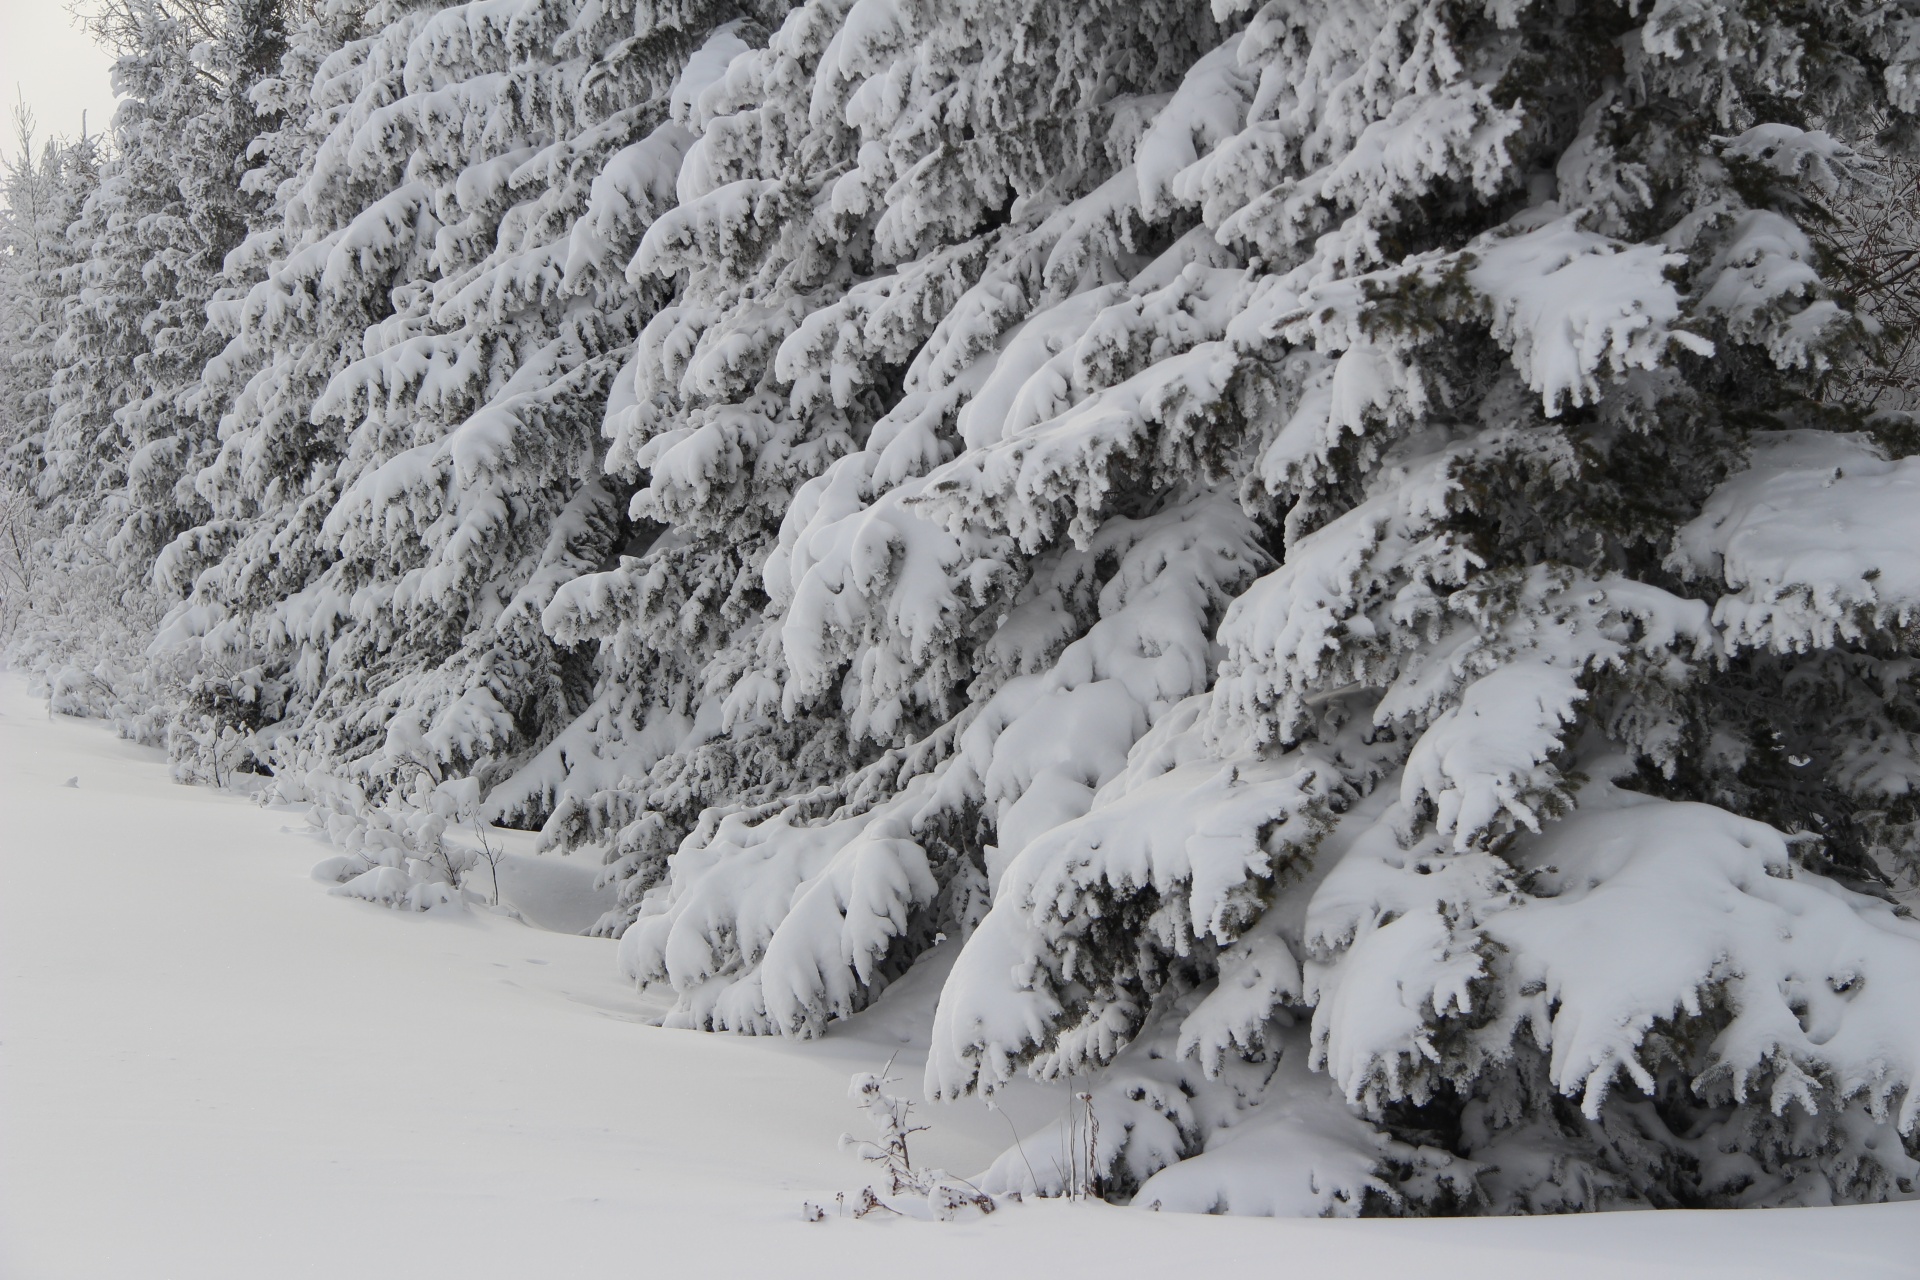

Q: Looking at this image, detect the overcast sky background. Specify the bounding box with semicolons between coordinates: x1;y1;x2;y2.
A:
1;3;119;166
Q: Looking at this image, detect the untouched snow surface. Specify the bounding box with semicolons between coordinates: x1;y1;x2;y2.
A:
1;675;1915;1280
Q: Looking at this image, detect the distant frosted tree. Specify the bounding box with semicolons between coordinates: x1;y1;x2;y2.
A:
7;1;290;732
534;0;1920;1213
0;106;98;640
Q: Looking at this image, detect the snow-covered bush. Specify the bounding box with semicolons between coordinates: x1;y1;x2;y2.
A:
306;766;486;914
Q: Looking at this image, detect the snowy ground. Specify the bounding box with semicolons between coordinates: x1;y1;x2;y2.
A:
2;675;1915;1280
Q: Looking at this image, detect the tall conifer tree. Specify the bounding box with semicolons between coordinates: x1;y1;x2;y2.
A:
544;0;1920;1211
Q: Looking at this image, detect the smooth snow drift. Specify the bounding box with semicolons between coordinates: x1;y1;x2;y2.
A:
0;674;1914;1279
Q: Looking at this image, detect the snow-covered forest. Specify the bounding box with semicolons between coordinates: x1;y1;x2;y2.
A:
6;0;1920;1221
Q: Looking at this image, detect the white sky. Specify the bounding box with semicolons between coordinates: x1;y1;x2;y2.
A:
0;2;119;166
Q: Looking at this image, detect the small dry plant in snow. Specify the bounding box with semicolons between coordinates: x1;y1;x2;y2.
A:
809;1059;995;1222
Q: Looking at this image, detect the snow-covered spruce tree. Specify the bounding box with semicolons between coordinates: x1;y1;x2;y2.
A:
7;1;288;733
546;0;1920;1212
107;1;283;578
158;0;766;803
0;106;85;493
541;0;1245;939
25;117;162;716
151;0;395;759
0;108;100;642
4;28;179;714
